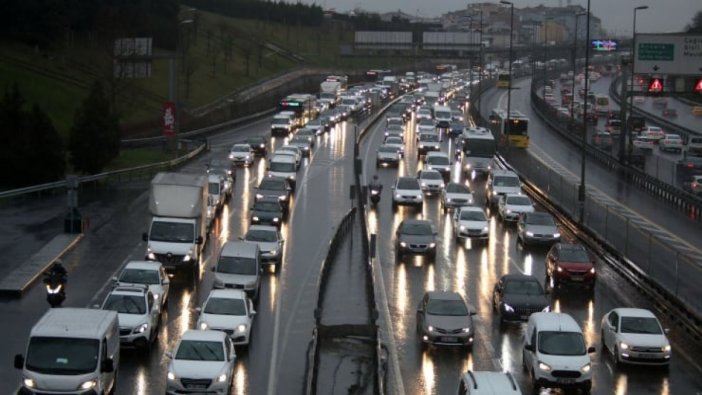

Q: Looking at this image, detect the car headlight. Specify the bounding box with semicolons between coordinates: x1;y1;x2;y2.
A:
79;380;97;390
427;325;434;332
273;217;280;223
505;209;512;214
580;363;591;373
503;304;515;312
395;194;402;199
663;344;671;352
619;342;629;350
553;233;561;238
590;267;596;274
228;154;234;159
23;378;36;388
246;155;251;160
269;249;278;255
556;266;563;272
289;174;296;180
400;242;407;247
279;195;287;201
200;322;208;330
168;371;176;381
482;226;489;232
252;216;260;222
147;252;156;260
256;193;264;199
421;182;427;187
462;327;471;333
260;144;265;148
542;305;551;312
134;323;148;334
429;242;436;248
237;324;248;333
183;254;192;262
446;198;452;203
459;225;466;231
526;231;534;237
217;373;228;383
538;362;552;372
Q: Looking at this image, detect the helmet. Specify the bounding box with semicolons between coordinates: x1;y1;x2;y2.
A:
373;174;379;181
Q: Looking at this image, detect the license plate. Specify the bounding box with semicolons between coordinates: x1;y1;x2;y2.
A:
637;353;659;359
440;336;458;343
556;378;575;384
571;276;584;282
187;384;207;389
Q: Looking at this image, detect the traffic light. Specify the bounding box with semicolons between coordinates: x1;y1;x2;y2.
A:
648;77;664;93
695;78;702;94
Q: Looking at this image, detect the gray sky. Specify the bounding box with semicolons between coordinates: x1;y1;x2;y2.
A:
310;0;700;36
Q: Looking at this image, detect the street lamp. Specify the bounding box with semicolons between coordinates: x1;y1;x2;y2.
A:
578;1;591;223
470;11;484;119
569;12;586;122
627;6;649;155
500;0;514;153
542;17;553;99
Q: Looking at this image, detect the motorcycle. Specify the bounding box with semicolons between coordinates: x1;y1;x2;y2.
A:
43;273;66;308
369;186;382;206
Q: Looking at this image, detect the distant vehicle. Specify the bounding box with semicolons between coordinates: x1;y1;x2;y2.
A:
100;285;160;351
592;131;613;151
417;169;445;195
461;126;496;176
196;289;256;348
417;132;441;156
395;219;437;261
658;134;683;153
453;206;489;242
492;274;550;323
442;182;474;212
243;225;284;271
593;94;610;114
497;193;535;222
114;261;170;311
376;144;402;168
486;170;521;207
545;243;596;290
496;72;511;89
517;212;560;246
229;144;255;167
165;330;235;394
490;108;529;148
641;126;665;142
416;291;476;348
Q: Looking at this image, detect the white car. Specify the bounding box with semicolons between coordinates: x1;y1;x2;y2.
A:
633;136;655;151
497;193;535;222
441;182;474;212
417;132;441;155
384;124;405;138
243;224;284;270
288;135;313;157
166;330;235;394
416;118;437;135
376;144;402;167
424;151;451;178
600;308;671;366
641;126;665;141
453;206;489;242
276;145;302;168
196;289;256;347
658;134;683;153
229;144;254;167
392;176;424;209
384;136;405;157
100;285;160;351
416;107;433;120
417;169;445;195
113;260;170;310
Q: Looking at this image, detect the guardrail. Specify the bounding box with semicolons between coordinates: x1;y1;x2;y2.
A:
0;140;207;202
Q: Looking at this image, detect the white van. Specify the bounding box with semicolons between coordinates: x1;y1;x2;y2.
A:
433;105;453;128
457;371;522;395
14;308;120;395
267;154;298;188
212;241;261;300
522;312;594;393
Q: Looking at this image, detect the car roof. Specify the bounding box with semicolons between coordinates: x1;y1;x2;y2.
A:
123;260;162;271
491;169;518;177
419;169;442;176
220;240;259;257
611;308;656;318
529;312;581;332
426;151;448;158
180;329;228;342
555;242;586;251
247;224;279;233
109;284;149;296
270;154;297;163
206;289;247;300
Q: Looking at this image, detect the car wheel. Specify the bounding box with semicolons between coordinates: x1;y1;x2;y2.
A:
613;346;622;366
600;329;607;352
375;161;380;168
531;370;540;393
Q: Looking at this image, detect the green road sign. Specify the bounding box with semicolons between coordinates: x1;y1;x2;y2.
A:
638;43;674;61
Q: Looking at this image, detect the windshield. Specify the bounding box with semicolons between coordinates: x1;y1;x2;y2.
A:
447;183;470;194
418;119;434;126
245;229;278;242
150;222;194;243
426;299;468;316
436;111;451;119
232;146;249;152
460;210;486;221
269;162;296;172
379;146;399;153
272;116;290;123
204;298;247;316
620;317;662;334
427;156;449;165
342;99;356;106
506;196;531;205
254;201;280;212
463;138;496;158
526;214;555;226
421;171;442;180
259;179;286;191
290;137;308;144
217;257;257;275
493;176;520;187
26;337;99;375
420;134;439;142
538;331;586;356
504;279;544;295
401;222;432;235
119;269;159;285
385;138;402;145
175;340;224;361
103;294;146;314
397;178;419;190
208;182;221;194
559;248;590;263
387;124;404;131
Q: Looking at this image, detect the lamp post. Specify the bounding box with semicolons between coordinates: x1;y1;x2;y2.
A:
578;1;591;223
500;0;514;154
627;6;649;155
542;17;552;99
569;13;585;122
469;11;484;120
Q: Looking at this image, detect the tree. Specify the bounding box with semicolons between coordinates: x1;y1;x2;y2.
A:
686;10;702;33
26;104;66;183
68;81;120;174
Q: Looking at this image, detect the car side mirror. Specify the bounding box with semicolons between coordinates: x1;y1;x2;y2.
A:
196;236;203;245
142;232;148;242
111;276;118;283
92;304;101;309
468;305;477;315
664;328;670;334
587;346;596;354
14;354;24;369
101;358;114;373
524;344;535;352
165;351;173;359
195;307;202;314
210;266;216;272
251;310;257;316
163;279;170;285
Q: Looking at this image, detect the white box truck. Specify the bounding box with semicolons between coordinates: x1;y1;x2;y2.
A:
142;172;207;277
14;308;120;395
319;81;341;107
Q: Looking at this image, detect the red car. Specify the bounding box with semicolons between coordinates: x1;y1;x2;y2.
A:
546;243;596;289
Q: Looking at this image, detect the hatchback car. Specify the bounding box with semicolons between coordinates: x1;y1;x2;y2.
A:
417;132;441;155
517;212;560;247
113;260;170;311
391;177;423;209
417;169;445;195
424;152;451;178
497;194;535;222
600;308;671;366
229;144;255;167
250;196;285;226
101;285;160;351
242;225;284;271
395;219;437;260
441;182;474;212
165;330;235;395
196;289;256;348
546;243;596;289
376;144;402;167
416;118;437;135
453;206;489;242
492;274;550;324
416;291;476;348
384;136;405;157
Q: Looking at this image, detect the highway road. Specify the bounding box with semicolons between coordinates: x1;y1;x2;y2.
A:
359;103;702;394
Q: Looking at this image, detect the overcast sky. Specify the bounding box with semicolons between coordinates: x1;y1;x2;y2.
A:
310;0;701;36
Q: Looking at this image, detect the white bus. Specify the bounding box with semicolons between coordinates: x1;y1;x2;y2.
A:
460;126;496;176
593;94;610;115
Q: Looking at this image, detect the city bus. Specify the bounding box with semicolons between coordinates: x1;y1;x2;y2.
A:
496;72;511;89
593;94;610;115
489;108;529;148
460;126;496;176
278;94;318;125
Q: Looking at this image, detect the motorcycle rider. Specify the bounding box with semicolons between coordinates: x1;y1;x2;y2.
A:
44;260;68;284
369;174;383;194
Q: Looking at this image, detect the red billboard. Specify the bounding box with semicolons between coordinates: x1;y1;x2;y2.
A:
162;101;176;136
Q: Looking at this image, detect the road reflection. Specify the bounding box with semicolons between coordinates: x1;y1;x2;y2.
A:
420;351;436;394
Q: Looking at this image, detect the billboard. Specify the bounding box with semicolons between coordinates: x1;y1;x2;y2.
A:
634;34;702;76
422;32;479;50
354;31;412;50
590;39;619;52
